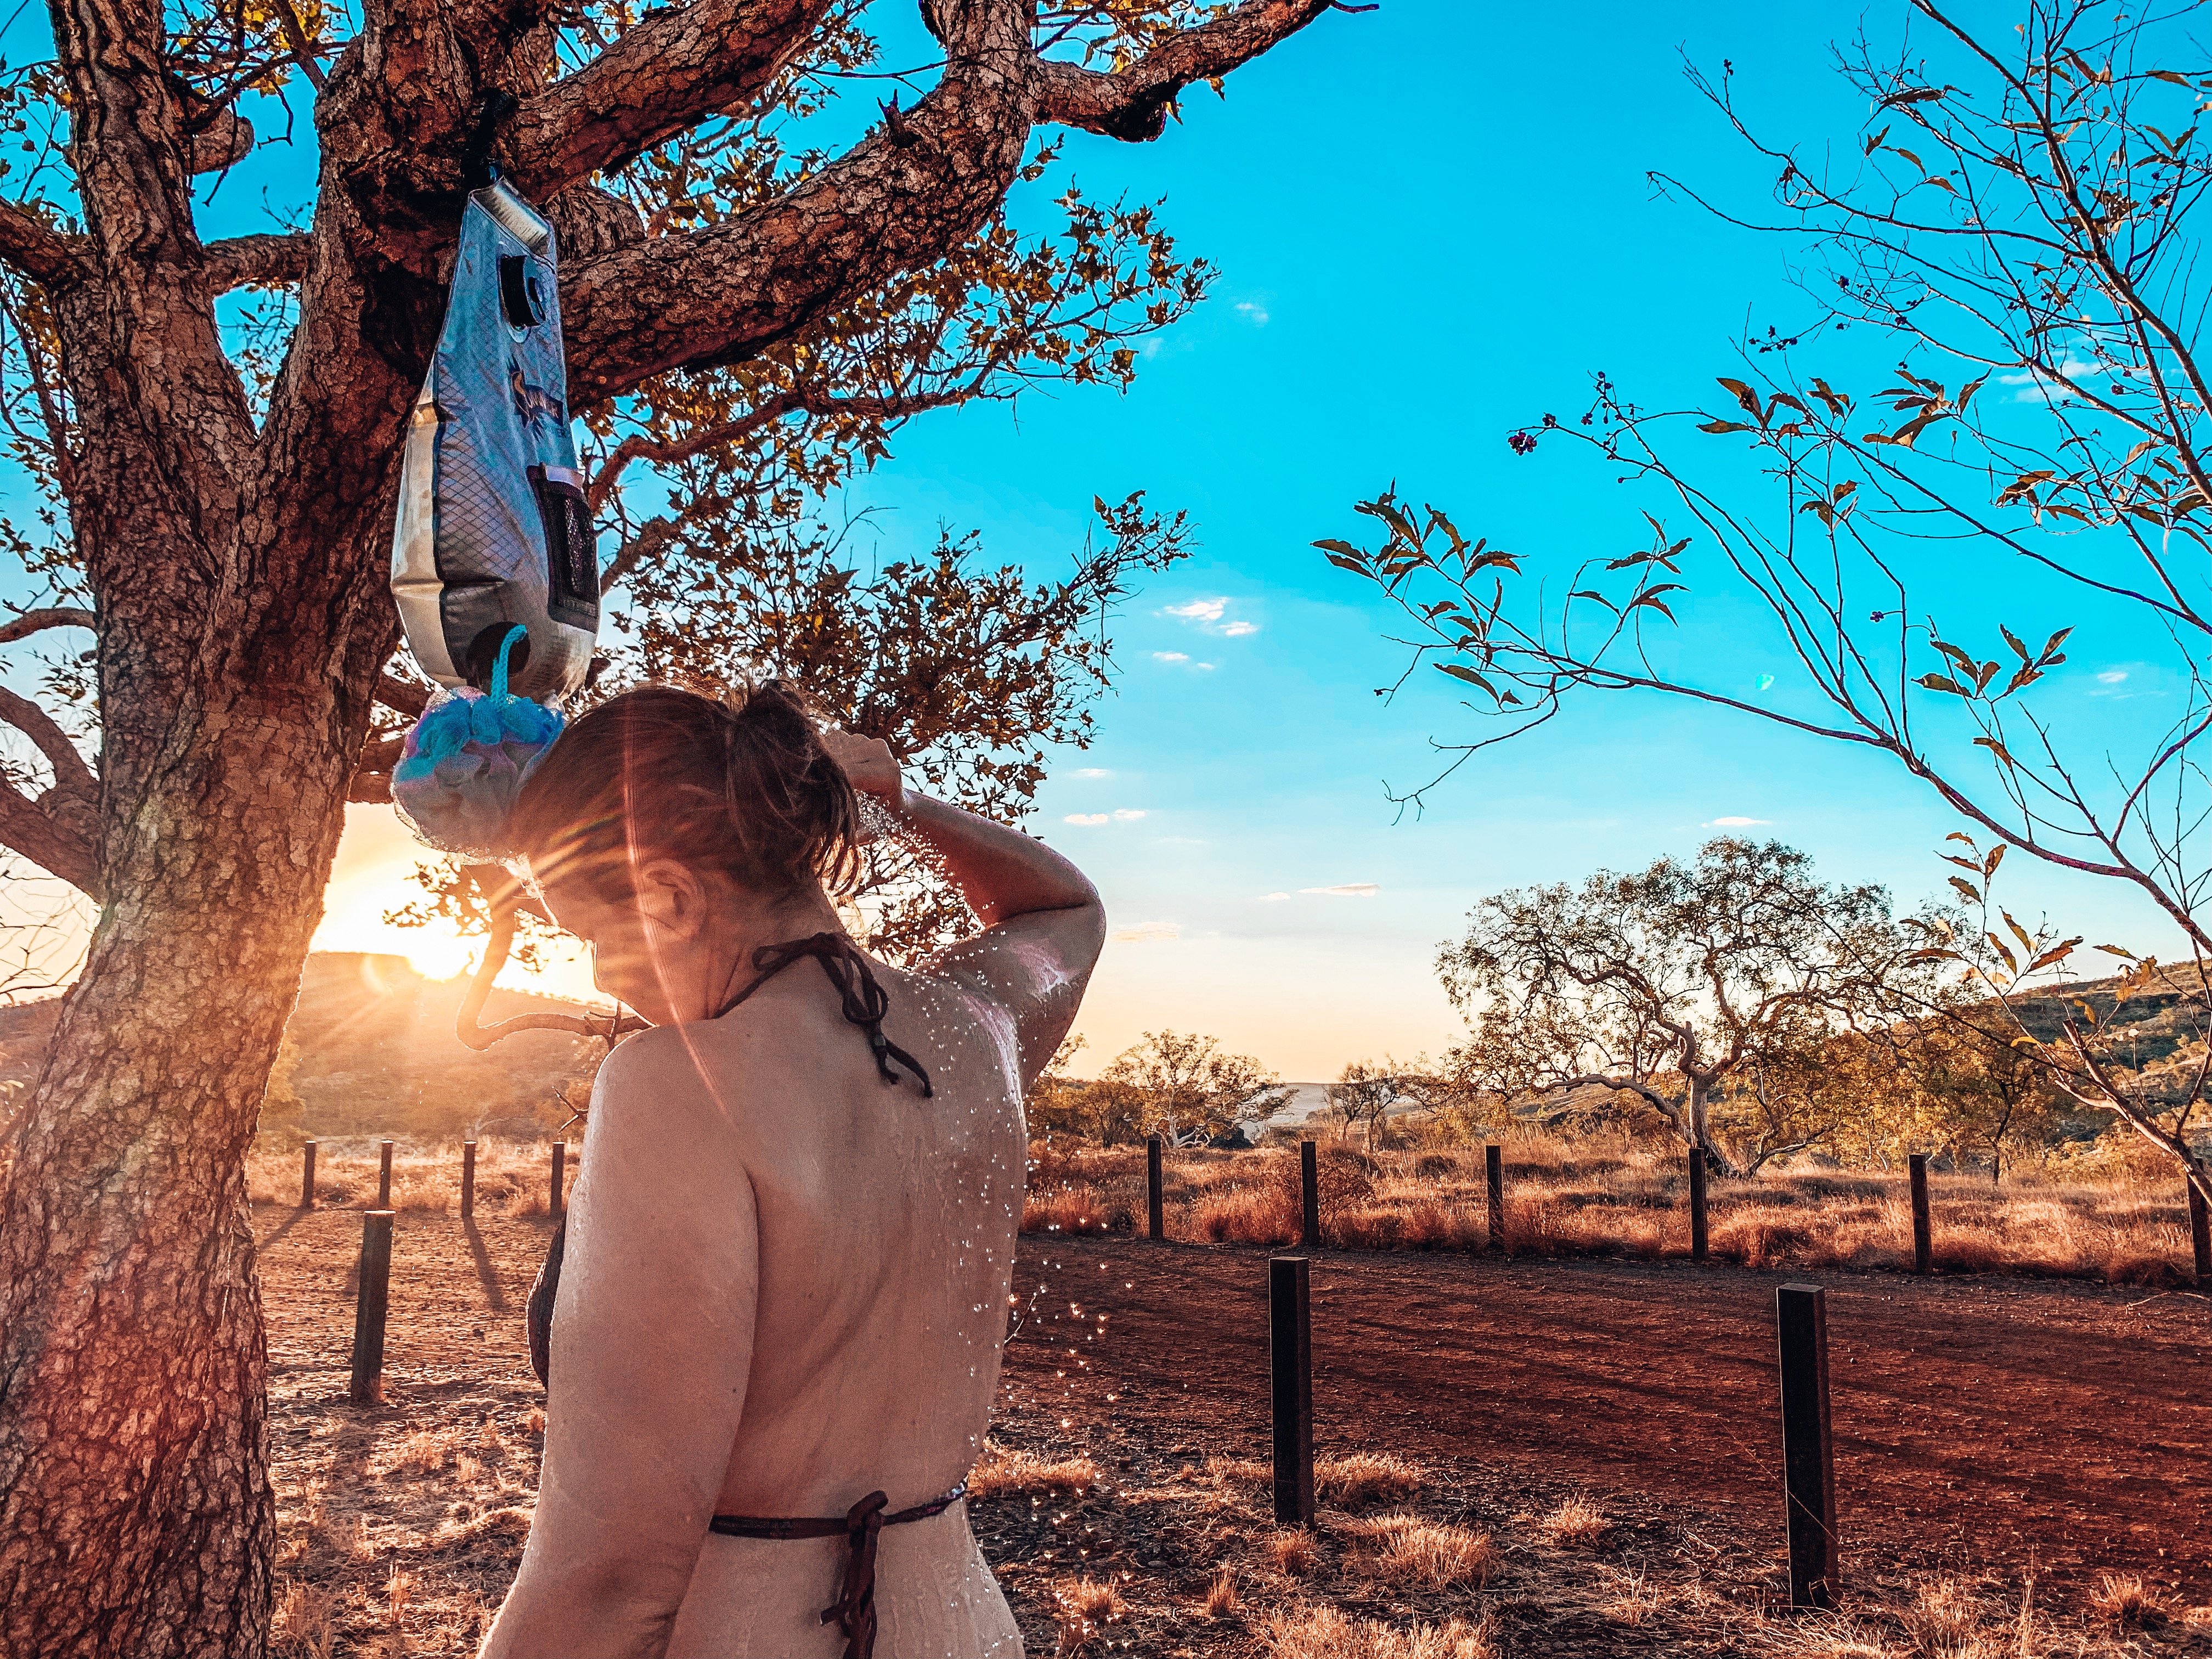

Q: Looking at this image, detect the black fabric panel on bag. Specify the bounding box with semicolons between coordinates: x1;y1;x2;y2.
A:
531;469;599;631
499;255;545;329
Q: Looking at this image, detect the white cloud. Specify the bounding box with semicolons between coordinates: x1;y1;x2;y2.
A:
1164;599;1227;622
1259;891;1292;902
1153;651;1190;663
1220;620;1260;637
1113;809;1147;820
1111;921;1180;943
2097;669;2128;685
1706;816;1771;827
1300;883;1380;898
1064;813;1110;826
1235;301;1271;326
1070;766;1113;778
1196;662;1217;672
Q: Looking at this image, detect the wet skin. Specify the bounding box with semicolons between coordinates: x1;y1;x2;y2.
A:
477;734;1104;1658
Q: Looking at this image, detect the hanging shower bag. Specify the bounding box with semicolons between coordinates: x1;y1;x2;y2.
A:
390;178;597;703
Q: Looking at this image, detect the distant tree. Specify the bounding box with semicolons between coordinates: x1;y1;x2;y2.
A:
1327;1059;1402;1151
1319;0;2212;1209
1102;1029;1291;1147
1438;838;1932;1176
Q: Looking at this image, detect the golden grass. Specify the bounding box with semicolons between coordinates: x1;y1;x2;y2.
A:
1051;1576;1126;1657
1336;1513;1494;1589
1315;1452;1421;1509
1019;1135;2205;1285
2087;1571;2169;1628
245;1135;572;1219
1268;1529;1317;1577
1537;1494;1610;1549
1259;1605;1496;1659
1205;1568;1242;1617
967;1440;1098;1499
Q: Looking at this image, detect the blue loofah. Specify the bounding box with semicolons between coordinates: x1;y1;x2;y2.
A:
391;627;566;856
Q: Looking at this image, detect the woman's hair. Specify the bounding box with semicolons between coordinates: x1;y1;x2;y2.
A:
509;682;863;902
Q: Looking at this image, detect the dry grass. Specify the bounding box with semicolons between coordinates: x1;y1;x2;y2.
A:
2087;1571;2169;1628
1259;1605;1497;1659
1269;1529;1317;1577
1205;1568;1243;1617
1336;1513;1494;1589
1536;1494;1611;1549
968;1440;1098;1499
1021;1134;2207;1286
1051;1576;1127;1657
1315;1452;1421;1509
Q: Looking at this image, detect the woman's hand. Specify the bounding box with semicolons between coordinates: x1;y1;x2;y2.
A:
821;729;906;812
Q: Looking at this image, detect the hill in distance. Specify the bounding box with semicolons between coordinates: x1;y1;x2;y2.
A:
0;951;609;1143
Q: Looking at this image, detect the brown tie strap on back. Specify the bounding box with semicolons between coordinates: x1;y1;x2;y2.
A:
707;1482;968;1659
715;930;933;1097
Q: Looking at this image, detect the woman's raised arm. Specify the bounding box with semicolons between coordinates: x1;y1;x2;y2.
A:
823;733;1104;1085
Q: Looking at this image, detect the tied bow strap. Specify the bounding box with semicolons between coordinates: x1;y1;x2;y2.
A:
823;1491;889;1657
735;933;933;1096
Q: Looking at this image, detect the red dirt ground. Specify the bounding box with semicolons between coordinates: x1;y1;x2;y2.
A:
1001;1237;2212;1601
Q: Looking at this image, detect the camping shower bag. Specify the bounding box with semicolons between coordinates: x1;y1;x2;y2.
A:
390;178;598;704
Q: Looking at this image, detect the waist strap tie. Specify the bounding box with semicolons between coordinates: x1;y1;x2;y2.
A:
708;1482;967;1659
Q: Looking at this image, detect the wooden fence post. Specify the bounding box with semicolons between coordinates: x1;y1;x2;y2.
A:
1775;1283;1839;1610
461;1141;477;1223
349;1210;396;1406
1485;1143;1505;1254
1146;1133;1164;1240
2188;1178;2210;1286
1689;1147;1709;1262
1269;1254;1314;1526
551;1141;567;1217
300;1141;317;1210
1300;1139;1319;1248
1909;1154;1932;1275
376;1139;393;1209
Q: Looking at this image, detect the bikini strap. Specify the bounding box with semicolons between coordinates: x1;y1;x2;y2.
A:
715;932;933;1097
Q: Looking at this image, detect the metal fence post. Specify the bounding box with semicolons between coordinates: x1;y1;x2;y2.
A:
1689;1147;1709;1262
2188;1178;2210;1286
1299;1139;1319;1248
1146;1133;1164;1240
1269;1254;1314;1526
551;1141;567;1217
1909;1154;1932;1275
349;1210;396;1406
1776;1283;1839;1610
300;1141;317;1210
1485;1143;1505;1254
376;1138;393;1210
461;1140;477;1222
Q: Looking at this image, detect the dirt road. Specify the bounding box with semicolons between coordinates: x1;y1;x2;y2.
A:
1002;1238;2212;1598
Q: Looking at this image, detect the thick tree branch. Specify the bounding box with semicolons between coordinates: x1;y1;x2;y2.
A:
1035;0;1335;141
376;670;430;719
0;685;95;801
201;233;312;295
560;0;1040;405
0;608;95;647
499;0;833;197
0;776;99;897
0;201;88;289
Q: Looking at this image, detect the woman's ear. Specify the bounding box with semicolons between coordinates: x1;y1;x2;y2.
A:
631;858;713;941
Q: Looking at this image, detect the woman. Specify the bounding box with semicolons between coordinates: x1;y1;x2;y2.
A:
476;683;1103;1658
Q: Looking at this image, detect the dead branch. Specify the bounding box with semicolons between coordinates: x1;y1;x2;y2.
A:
456;903;648;1050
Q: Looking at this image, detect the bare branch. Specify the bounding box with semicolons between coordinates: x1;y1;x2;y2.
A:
201;233;312;295
456;901;647;1049
0;202;87;289
0;609;94;648
1035;0;1336;142
0;685;94;802
500;0;832;198
0;776;99;897
375;672;429;720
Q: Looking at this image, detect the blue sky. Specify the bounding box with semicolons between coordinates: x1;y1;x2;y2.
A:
5;2;2196;1078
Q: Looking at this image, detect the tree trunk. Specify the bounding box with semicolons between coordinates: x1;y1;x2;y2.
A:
0;656;373;1656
